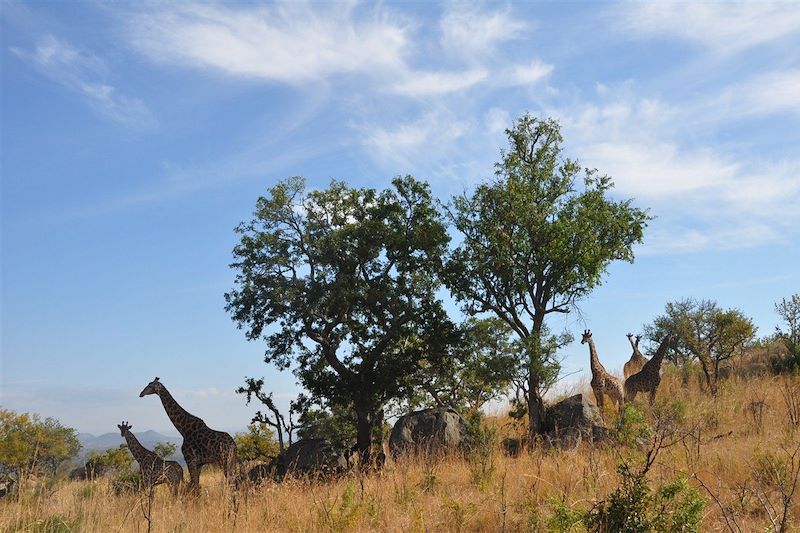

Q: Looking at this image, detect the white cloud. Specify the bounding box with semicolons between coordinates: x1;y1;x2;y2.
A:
129;3;409;84
440;4;528;58
719;69;800;117
552;89;800;254
11;35;154;127
393;68;488;96
620;3;800;54
361;110;470;171
504;58;553;87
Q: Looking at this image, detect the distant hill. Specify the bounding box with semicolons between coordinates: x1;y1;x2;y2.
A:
77;431;184;465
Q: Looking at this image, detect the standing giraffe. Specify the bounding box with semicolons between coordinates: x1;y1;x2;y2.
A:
623;333;649;379
139;377;237;493
624;335;673;404
581;330;623;415
118;421;183;495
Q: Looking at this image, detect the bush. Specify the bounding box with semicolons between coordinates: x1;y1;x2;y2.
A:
112;470;141;495
584;465;705;533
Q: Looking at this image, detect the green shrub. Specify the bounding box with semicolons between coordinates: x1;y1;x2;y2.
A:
584;465;705;533
112;470;141;495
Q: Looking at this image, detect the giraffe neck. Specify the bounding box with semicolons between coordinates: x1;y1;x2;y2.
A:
156;386;203;436
122;430;149;461
627;336;637;352
643;337;670;373
587;339;605;375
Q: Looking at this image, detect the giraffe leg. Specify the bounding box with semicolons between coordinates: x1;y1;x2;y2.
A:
187;461;201;494
648;388;656;405
595;389;605;420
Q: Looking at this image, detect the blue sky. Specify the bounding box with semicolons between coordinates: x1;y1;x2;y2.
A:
2;1;798;435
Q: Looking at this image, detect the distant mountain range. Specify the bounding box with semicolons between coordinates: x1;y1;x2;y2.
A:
76;431;184;465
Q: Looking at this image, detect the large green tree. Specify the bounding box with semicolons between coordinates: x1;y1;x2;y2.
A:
446;115;649;438
645;298;756;395
226;176;454;464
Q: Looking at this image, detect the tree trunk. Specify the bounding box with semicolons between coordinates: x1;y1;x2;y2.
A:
527;316;547;440
698;353;717;396
354;402;373;466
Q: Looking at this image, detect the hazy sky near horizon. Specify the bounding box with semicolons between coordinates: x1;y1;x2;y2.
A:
2;1;799;435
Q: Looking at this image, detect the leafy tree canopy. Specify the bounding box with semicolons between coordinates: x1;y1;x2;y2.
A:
645;298;756;394
226;175;455;462
0;409;80;480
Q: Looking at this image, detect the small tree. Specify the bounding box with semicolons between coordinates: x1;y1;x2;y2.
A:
773;294;800;373
234;423;280;462
0;409;80;487
446;115;649;438
645;299;756;395
87;445;134;474
153;442;177;460
226;176;455;464
237;378;298;454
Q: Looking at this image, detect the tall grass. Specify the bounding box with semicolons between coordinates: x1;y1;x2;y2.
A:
2;367;798;532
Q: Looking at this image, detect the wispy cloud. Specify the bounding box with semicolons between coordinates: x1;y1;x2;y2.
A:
129;3;409;84
440;4;528;59
551;88;800;254
11;35;155;127
503;58;553;87
717;69;800;118
620;3;800;54
392;68;488;96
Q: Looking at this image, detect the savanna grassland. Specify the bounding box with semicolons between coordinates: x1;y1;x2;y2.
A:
3;362;799;533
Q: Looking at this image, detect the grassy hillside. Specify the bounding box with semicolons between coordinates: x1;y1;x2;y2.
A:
2;366;798;532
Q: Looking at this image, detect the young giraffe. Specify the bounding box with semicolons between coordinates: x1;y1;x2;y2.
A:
581;330;623;416
139;377;237;493
623;333;649;379
118;421;183;495
624;335;673;404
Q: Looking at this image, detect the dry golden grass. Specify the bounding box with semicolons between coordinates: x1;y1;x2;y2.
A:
2;367;799;532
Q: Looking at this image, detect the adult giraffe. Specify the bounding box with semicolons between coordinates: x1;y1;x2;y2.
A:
139;377;237;493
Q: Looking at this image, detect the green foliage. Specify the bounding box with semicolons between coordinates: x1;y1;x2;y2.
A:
412;317;523;411
584;465;705;533
226;175;455;461
611;404;651;447
295;400;362;452
87;445;134;474
646;299;756;394
547;498;585;532
234;423;280;462
772;294;800;374
153;441;177;459
112;470;142;495
0;409;81;480
462;411;498;490
445;114;648;435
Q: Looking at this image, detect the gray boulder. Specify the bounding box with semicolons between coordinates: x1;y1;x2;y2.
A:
275;439;348;479
543;394;606;449
389;408;467;457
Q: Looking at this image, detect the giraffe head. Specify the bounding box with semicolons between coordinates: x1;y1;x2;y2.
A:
139;377;163;398
580;330;592;344
117;421;132;436
626;332;634;340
